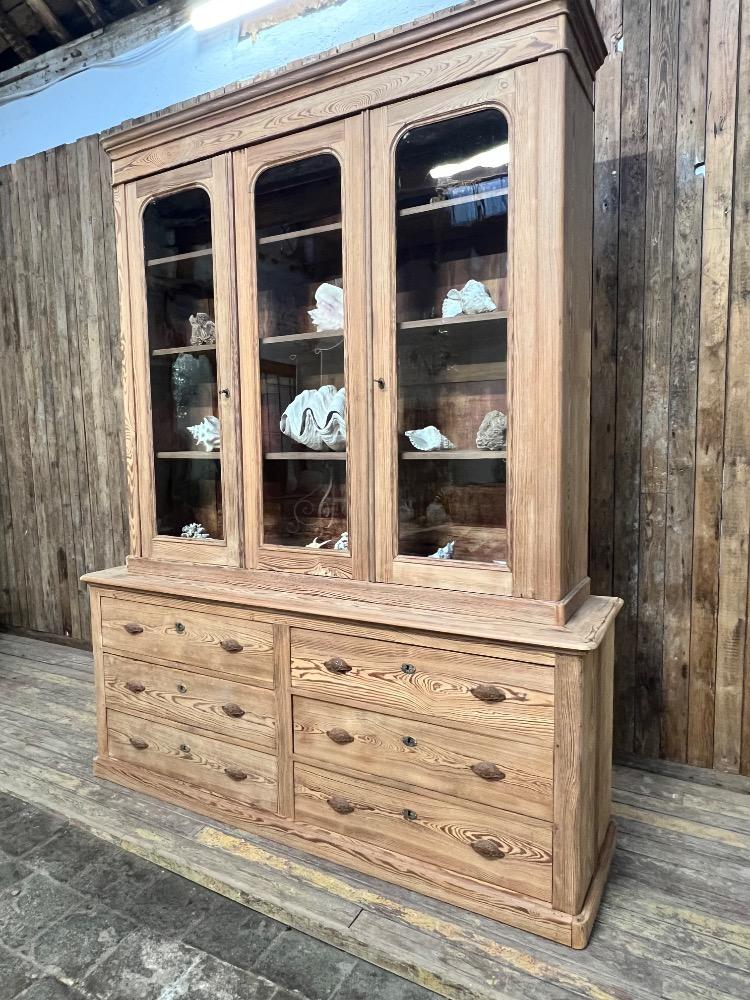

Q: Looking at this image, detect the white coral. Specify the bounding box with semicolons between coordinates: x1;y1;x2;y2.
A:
441;279;497;318
308;283;344;332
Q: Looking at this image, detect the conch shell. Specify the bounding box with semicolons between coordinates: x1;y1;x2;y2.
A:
187;415;220;452
405;426;455;452
428;540;455;559
308;283;344;332
280;385;346;451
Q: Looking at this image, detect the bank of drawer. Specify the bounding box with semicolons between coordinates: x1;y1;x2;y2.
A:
293;697;552;821
290;629;553;746
104;653;277;751
107;710;278;813
295;764;552;901
101;597;274;687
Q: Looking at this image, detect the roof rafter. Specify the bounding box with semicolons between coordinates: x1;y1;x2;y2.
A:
0;10;36;59
74;0;109;29
23;0;72;43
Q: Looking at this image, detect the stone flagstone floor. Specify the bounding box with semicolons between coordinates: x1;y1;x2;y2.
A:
0;792;439;1000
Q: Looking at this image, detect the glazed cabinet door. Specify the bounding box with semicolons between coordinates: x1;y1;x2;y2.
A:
234;119;369;579
371;74;518;595
125;156;241;566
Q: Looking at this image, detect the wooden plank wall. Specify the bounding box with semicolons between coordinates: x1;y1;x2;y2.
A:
0;0;748;772
590;0;750;773
0;136;128;642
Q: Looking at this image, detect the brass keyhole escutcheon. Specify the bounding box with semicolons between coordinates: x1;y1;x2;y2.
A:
402;809;418;821
402;736;417;748
400;663;416;676
179;743;191;754
177;683;188;694
175;622;186;634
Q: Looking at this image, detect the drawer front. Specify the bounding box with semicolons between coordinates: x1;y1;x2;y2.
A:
104;653;277;750
295;764;552;901
107;711;278;813
293;697;552;821
290;629;553;745
101;597;274;687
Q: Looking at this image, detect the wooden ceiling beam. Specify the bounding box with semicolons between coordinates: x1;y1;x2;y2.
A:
24;0;72;43
0;11;36;60
74;0;108;29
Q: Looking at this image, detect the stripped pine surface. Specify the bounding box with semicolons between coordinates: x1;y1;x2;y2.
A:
0;633;748;1000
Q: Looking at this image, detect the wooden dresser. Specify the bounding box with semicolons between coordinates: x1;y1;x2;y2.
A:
85;0;619;948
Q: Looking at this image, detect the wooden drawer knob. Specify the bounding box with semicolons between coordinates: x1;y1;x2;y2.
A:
129;737;148;750
123;622;143;635
221;639;244;654
324;657;352;675
471;839;505;861
224;767;248;781
470;684;506;703
125;681;145;694
327;795;355;815
471;762;506;781
222;703;246;719
326;728;354;745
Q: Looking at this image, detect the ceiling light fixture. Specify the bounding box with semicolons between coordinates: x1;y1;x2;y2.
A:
190;0;276;32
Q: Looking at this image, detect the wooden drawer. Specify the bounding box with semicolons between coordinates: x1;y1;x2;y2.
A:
290;629;553;745
293;697;552;821
295;764;552;901
101;597;274;687
107;711;278;813
104;653;277;751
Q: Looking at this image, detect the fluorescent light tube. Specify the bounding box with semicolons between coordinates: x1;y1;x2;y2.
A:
190;0;276;31
429;143;509;180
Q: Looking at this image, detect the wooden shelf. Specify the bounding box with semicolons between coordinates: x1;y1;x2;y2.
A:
400;450;507;460
265;451;347;461
146;248;213;267
258;222;342;245
156;451;221;460
261;330;344;346
151;345;217;357
398;312;507;332
399;187;508;218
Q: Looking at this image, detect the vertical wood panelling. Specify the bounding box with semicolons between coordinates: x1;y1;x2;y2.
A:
591;0;749;773
0;138;127;642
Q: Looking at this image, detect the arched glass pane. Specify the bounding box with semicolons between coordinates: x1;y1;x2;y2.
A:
394;109;509;565
254;154;348;551
143;187;223;541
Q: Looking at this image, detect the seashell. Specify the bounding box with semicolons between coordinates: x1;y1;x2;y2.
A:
308;283;344;332
280;385;346;451
441;289;463;318
441;279;497;318
405;426;455;452
428;540;455;560
187;415;220;452
476;410;507;451
333;531;349;552
305;536;334;549
189;312;216;345
181;522;210;539
425;500;448;525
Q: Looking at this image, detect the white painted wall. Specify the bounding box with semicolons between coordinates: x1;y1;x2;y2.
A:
0;0;457;167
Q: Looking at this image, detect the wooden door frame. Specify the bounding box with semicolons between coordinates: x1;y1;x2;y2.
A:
371;72;518;598
233;119;370;581
124;155;242;567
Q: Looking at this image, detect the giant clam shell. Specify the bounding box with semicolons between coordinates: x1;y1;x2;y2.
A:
280;385;347;451
308;283;344;332
187;415;220;452
405;426;455;452
476;410;507;451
